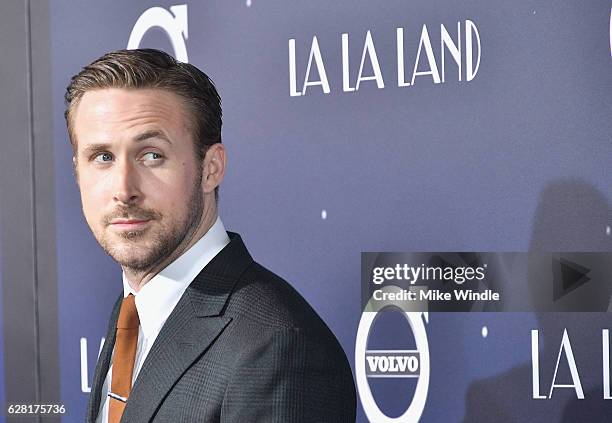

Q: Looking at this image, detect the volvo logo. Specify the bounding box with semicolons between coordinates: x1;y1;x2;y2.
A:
356;285;430;422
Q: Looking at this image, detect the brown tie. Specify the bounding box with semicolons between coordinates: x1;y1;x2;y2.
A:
109;294;139;423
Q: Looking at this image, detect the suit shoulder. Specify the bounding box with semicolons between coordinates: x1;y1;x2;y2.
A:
225;261;330;334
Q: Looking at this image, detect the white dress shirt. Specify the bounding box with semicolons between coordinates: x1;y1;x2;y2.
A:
95;217;230;423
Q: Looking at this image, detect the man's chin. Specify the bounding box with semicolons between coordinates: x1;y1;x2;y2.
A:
111;252;160;272
101;240;163;271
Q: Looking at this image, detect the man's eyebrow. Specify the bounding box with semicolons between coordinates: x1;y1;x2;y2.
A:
79;131;171;157
80;143;110;157
133;130;171;144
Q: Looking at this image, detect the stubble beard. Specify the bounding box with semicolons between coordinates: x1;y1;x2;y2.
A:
95;176;204;273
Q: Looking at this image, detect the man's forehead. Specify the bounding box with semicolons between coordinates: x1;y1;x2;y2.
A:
76;87;187;118
72;88;193;146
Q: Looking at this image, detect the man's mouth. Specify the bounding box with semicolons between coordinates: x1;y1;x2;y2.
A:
109;218;151;230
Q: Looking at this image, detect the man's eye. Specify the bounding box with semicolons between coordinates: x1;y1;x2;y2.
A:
142;152;163;161
93;152;113;163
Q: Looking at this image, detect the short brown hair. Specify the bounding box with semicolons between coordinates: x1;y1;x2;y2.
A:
64;48;222;158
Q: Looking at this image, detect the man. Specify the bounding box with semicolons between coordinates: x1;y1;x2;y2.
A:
65;49;356;422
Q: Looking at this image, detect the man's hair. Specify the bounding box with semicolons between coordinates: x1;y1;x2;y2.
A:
64;48;222;159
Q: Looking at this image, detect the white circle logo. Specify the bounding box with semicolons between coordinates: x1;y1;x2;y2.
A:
128;5;189;62
356;286;430;422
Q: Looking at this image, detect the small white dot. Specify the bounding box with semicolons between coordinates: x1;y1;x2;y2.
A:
246;0;252;6
606;226;611;236
481;326;488;338
321;209;327;220
532;10;536;15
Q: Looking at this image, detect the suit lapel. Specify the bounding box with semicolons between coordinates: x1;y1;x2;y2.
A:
121;232;254;422
87;294;123;423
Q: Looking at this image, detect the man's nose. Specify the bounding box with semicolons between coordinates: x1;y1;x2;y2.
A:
112;160;141;205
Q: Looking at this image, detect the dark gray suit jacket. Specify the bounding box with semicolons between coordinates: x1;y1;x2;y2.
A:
86;232;356;422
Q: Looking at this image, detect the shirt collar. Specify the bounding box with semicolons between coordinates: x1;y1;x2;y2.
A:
122;216;230;337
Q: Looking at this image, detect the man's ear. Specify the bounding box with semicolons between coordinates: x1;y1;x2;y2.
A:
202;143;226;194
72;156;79;184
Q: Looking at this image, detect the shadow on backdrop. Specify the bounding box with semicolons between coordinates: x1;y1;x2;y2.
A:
463;178;612;422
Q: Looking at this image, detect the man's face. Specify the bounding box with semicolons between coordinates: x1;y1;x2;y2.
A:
72;88;205;271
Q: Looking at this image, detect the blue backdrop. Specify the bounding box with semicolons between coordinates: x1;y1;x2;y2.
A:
46;1;611;421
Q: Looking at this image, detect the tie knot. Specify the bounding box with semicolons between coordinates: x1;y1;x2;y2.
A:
117;294;139;329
